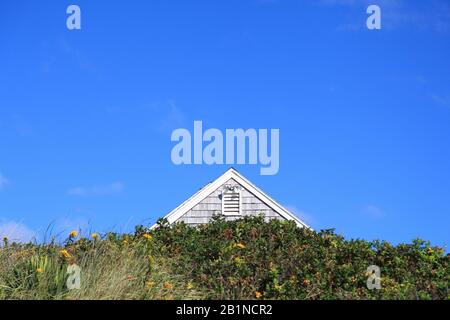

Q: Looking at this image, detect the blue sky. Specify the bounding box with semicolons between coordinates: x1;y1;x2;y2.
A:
0;0;449;248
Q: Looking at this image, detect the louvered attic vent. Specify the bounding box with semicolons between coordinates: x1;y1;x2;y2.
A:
222;188;241;216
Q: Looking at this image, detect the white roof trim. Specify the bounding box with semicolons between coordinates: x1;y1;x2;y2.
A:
151;168;311;229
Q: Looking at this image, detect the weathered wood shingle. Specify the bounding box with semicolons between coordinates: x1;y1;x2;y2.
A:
151;168;309;229
178;178;283;226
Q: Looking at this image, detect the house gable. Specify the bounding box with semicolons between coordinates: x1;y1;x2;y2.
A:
151;168;309;229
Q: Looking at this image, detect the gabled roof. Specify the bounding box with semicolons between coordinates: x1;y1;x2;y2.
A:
151;168;310;229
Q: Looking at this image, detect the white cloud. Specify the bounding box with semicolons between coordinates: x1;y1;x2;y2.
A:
0;173;10;190
0;221;36;243
68;182;124;196
362;205;386;219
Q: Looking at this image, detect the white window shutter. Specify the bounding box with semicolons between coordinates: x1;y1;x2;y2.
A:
222;187;242;216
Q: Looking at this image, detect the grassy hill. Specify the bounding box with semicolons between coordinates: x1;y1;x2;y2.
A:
0;216;448;300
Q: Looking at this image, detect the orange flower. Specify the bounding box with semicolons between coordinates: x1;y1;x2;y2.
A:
164;282;173;290
302;279;311;286
255;291;263;299
36;268;44;274
235;243;246;249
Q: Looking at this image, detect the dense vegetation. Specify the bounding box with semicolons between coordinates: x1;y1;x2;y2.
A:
1;216;448;300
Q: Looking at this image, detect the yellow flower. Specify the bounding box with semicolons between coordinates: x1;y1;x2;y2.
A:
164;282;173;290
146;281;156;289
91;233;99;240
123;239;129;245
36;268;44;274
69;230;78;238
234;256;245;266
143;234;153;240
235;243;246;249
255;291;263;299
187;282;194;290
427;247;434;254
60;249;71;259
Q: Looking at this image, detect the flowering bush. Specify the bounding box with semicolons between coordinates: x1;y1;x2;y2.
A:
0;217;447;300
152;216;449;300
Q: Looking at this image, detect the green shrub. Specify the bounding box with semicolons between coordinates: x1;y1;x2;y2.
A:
152;215;449;300
0;216;447;300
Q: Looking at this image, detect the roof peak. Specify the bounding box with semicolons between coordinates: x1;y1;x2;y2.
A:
151;167;311;230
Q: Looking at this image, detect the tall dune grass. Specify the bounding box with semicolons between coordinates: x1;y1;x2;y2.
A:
0;232;206;300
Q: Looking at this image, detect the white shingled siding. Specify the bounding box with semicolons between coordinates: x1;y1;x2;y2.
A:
178;178;286;226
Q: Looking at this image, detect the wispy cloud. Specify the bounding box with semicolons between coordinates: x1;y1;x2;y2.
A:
431;93;450;109
362;204;386;220
0;173;10;190
68;182;124;196
0;220;36;243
